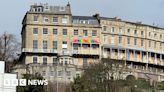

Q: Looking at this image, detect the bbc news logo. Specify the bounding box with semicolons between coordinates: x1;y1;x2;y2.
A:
4;79;48;86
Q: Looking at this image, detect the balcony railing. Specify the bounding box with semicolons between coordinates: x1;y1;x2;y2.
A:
22;48;100;55
22;48;57;53
72;50;99;55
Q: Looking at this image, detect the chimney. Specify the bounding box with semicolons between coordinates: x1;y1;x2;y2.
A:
93;13;100;18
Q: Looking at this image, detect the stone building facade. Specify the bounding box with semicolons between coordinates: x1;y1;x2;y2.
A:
19;3;164;81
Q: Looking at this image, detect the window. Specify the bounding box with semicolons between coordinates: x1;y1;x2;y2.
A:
42;71;46;76
50;71;54;76
43;16;48;23
141;39;144;46
62;42;67;49
65;61;68;65
111;35;115;44
160;42;163;49
33;40;38;49
33;56;37;64
149;32;151;36
58;71;62;77
149;40;151;47
43;57;47;64
134;38;137;45
73;44;79;50
63;41;67;44
53;29;57;35
33;28;38;34
83;58;88;67
62;17;68;24
119;28;123;34
127;51;130;59
74;30;78;35
92;30;97;36
53;17;58;23
60;7;65;11
134;30;137;35
53;41;57;49
154;33;157;38
83;44;88;48
83;30;88;36
92;44;98;49
160;35;162;39
103;26;107;31
53;57;57;64
63;29;67;35
127;29;130;33
154;41;156;48
119;36;122;44
43;40;47;49
66;71;71;76
104;35;108;43
112;27;115;32
127;37;130;44
33;16;38;22
43;28;48;34
141;31;144;36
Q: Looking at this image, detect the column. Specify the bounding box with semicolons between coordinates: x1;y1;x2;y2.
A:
140;51;142;62
124;49;127;67
149;52;151;63
118;48;120;59
160;54;163;65
127;49;129;60
155;53;157;65
80;43;82;54
110;48;112;59
134;50;136;61
146;52;149;70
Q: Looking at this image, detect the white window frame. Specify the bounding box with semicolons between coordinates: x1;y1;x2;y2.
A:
43;16;49;23
33;56;38;64
33;16;39;22
43;40;48;49
43;56;48;64
52;17;58;23
33;28;38;35
62;17;68;24
43;28;48;35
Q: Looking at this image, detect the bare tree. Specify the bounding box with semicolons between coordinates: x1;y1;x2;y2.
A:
0;32;20;61
0;32;21;72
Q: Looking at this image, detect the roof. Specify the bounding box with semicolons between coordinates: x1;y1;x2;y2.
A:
73;16;98;20
99;17;164;30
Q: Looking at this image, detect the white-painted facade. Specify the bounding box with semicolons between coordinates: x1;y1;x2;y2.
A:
0;61;17;92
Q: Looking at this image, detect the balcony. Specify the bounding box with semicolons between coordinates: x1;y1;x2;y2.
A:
22;48;58;54
22;48;100;56
72;50;99;55
58;50;72;56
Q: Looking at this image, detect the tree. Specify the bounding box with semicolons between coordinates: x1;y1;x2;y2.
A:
17;73;45;92
70;58;126;92
0;32;21;72
70;58;155;92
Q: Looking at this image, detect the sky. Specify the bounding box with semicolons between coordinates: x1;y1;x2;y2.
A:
0;0;164;37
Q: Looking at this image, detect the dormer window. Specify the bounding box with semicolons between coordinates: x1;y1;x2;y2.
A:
60;7;65;11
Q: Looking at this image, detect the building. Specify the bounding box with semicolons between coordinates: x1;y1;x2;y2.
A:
19;3;164;81
0;61;17;92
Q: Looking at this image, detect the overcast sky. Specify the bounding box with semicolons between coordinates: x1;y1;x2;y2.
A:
0;0;164;37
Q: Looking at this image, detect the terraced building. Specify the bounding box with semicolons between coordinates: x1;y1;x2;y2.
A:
19;3;164;81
